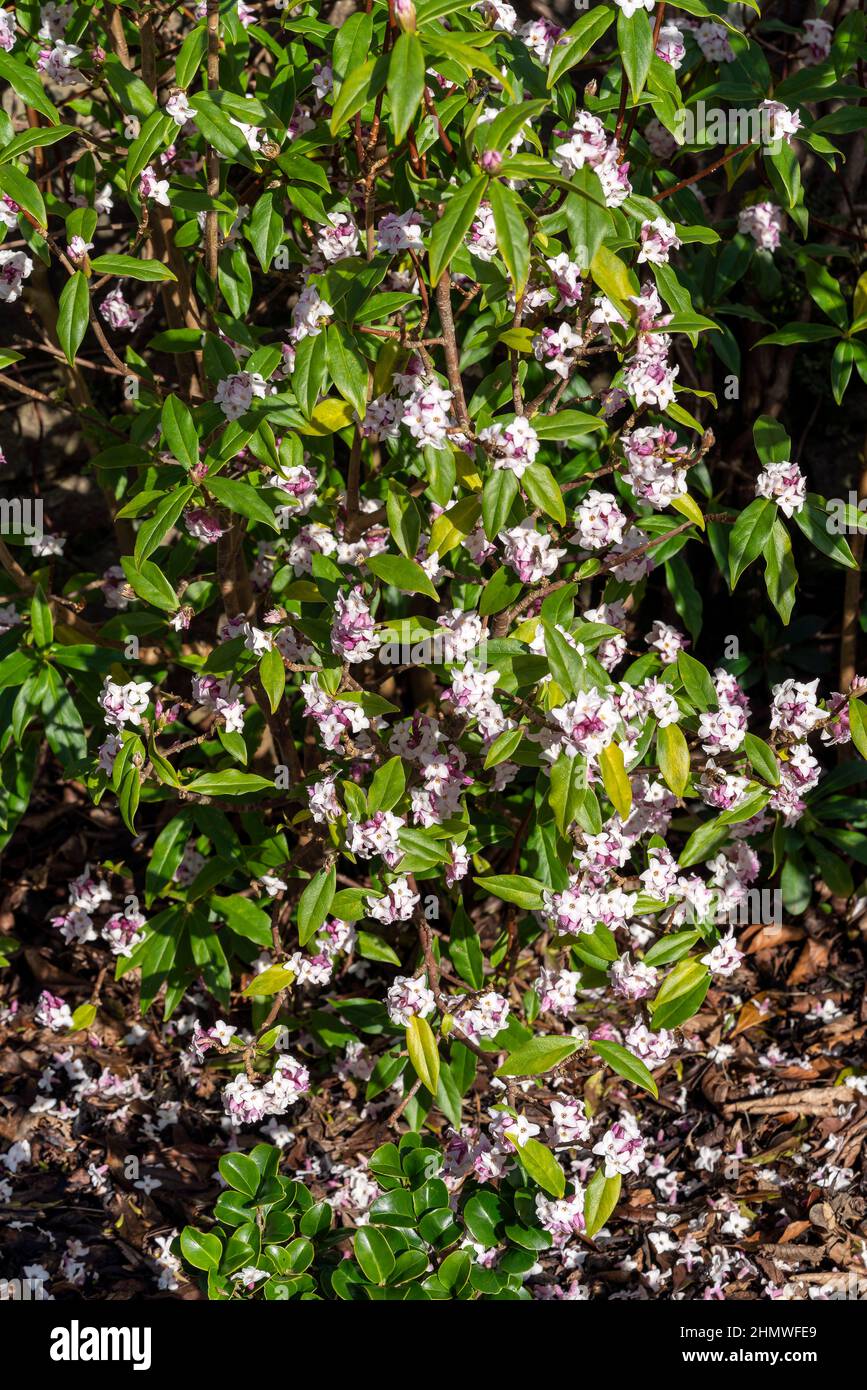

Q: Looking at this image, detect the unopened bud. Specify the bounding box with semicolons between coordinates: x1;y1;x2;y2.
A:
394;0;416;33
480;148;503;173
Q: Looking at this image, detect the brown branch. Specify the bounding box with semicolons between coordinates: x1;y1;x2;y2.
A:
652;142;753;202
435;272;468;427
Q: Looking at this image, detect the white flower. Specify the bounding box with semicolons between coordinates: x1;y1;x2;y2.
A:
139;164;170;206
97;677;152;730
0;248;33;302
316;212;360;263
291;285;334;341
165;91;195;125
738;201;784;252
614;0;654;17
755;459;806;518
214;370;268;419
386;973;436;1025
637;217;681;266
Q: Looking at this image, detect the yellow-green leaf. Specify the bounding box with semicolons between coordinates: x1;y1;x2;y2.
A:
297;397;356;435
849;697;867;760
589;245;637;318
670;492;705;531
406;1013;440;1094
656;722;689;797
507;1135;565;1198
243;963;295;997
599;741;632;819
583;1167;621;1238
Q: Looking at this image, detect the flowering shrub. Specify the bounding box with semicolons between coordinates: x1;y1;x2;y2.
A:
1;0;867;1300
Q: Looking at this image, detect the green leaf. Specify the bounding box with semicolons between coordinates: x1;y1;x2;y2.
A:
366;552;439;599
42;668;86;770
676;651;717;712
329;56;387;135
0;163;46;228
482;468;518;540
0;52;60;124
617;8;653;98
120;557;179;612
791;496;858;569
848;698;867;761
292;330;329;417
388;32;426;143
496;1036;580;1077
248;190;285;272
753;414;792;465
175;23;207;89
368;755;406;813
547;6;615;87
473;873;545;910
522;462;565;525
29;585;53;649
135;487;195;566
357;931;402;966
69;1002;97;1032
643;929;700;967
583;1168;621;1239
161;394;198;469
0;127;74;166
532;413;604;444
831;340;855;406
592;1040;658;1098
678;817;731;869
764;516;798;625
483;727;523;770
429;174;487;287
650;957;710;1030
259;645;285;714
331;887;379;921
188;93;255;166
744;733;780;786
89;254;177;282
449;904;483;989
180;1227;222;1272
353;1226;395;1285
126;111;174;188
406;1013;440;1094
56;271;90;367
656;722;689;797
756;322;842;347
207;476;279;532
118;764;141;833
213;894;273;947
334;12;374;87
386;488;422;559
563;167;612;270
729;496;776;588
548;753;583;835
185;770;273;795
219;1152;260;1197
803;259;848;331
326;323;368;418
489;180;530;294
462;1191;504;1247
298;864;336;947
508;1136;565;1199
145;812;193;906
